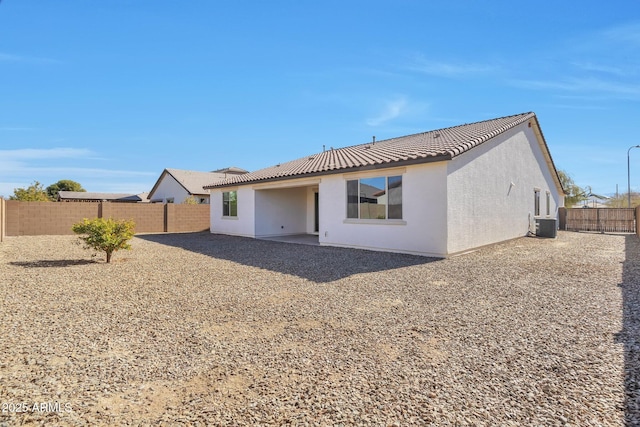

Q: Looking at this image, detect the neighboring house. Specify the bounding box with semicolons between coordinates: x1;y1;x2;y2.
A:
148;167;248;204
58;191;149;202
204;112;565;258
582;193;610;208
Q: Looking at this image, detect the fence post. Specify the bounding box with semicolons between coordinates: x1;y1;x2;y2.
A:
636;205;640;237
164;203;169;232
558;207;566;231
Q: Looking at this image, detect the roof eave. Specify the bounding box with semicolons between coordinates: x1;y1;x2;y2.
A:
529;116;566;196
147;169;170;199
204;154;451;189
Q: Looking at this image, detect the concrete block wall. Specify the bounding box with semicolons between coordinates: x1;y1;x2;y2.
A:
6;201;99;236
0;198;5;242
101;202;165;233
2;201;210;236
167;204;210;232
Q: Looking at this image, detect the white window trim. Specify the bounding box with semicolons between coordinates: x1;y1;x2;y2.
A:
534;188;541;217
343;218;407;226
345;174;403;221
546;191;551;217
222;190;238;218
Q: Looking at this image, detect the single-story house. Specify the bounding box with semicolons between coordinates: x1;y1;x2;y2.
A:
58;191;149;202
581;192;610;208
204;112;565;258
148;167;248;204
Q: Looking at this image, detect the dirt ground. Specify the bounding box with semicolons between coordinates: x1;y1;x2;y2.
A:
0;231;637;426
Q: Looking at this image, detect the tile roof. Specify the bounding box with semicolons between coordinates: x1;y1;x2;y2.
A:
164;169;227;195
211;166;250;175
148;168;247;200
205;112;539;188
58;191;144;202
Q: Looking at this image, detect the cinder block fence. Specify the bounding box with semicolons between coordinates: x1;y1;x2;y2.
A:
0;199;209;237
0;198;5;242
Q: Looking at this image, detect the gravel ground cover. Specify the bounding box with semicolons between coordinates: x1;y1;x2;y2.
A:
0;231;636;426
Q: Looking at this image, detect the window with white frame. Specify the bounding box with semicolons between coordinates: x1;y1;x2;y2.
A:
546;191;551;216
222;191;237;216
346;175;402;219
534;189;540;216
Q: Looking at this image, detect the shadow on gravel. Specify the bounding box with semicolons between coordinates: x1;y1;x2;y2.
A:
618;235;640;426
137;232;436;283
9;259;98;268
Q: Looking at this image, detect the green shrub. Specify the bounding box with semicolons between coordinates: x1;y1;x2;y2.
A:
182;195;198;204
72;218;135;263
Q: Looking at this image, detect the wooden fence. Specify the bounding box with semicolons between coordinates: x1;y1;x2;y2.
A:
560;207;638;233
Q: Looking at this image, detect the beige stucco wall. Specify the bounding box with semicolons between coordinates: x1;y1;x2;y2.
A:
255;187;308;237
446;122;563;254
207;122;562;257
209;187;256;238
318;163;449;257
152;174;205;204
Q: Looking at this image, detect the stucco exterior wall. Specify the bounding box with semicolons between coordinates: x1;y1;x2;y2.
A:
255;187;308;237
445;123;562;254
207;123;561;257
209;187;256;237
152;175;192;204
318;164;449;257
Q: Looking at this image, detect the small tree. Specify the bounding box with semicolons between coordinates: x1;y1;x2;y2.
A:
72;218;135;263
10;181;50;201
557;169;586;208
182;195;199;204
46;179;86;200
607;192;640;208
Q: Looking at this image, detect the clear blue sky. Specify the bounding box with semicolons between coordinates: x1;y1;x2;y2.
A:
1;1;639;198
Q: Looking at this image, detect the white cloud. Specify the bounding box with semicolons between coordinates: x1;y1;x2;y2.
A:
0;182;28;198
0;53;24;61
366;97;409;127
570;61;630;77
0;147;93;160
510;77;640;100
407;55;497;78
0;147;157;187
24;167;155;177
510;22;640;102
603;22;640;45
0;127;36;131
0;52;61;64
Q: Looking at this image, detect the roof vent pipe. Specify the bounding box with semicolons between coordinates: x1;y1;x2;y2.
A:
323;145;326;152
372;136;376;145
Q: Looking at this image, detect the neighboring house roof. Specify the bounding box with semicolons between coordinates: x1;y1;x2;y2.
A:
212;166;250;175
58;191;145;202
582;193;610;208
205;112;561;190
360;183;385;199
148;168;249;200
